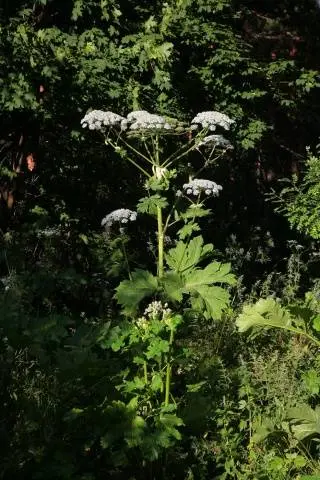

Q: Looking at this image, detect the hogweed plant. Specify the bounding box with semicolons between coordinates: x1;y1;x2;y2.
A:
81;108;236;461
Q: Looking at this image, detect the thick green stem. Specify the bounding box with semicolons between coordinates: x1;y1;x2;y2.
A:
119;137;154;165
164;328;174;406
162;128;206;167
120;237;132;280
157;205;164;278
107;139;151;178
143;361;148;384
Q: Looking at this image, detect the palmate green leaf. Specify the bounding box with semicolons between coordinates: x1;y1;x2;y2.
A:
177;223;200;240
191;286;231;320
115;269;158;316
180;205;211;220
146;338;170;359
186;381;207;393
137;195;168;216
151;373;163;392
313;316;320;332
184;263;235;319
165;236;213;274
185;262;236;289
251;418;278;444
150;412;184;451
121;376;145;394
164;244;235;318
236;297;294;333
162;271;184;301
236;298;320;348
125;414;146;448
287;405;320;441
302;369;320;395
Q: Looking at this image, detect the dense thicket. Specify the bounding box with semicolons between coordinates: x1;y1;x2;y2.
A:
1;1;320;479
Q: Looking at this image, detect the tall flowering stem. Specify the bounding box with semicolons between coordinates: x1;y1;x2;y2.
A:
83;108;234;449
165;326;175;406
157;205;164;278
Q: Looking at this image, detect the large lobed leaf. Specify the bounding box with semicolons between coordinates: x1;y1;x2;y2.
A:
115;269;158;316
184;262;236;289
165;236;213;274
236;297;294;333
163;245;236;320
287;404;320;441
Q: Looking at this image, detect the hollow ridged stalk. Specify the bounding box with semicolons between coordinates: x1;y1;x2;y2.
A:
157;205;164;278
164;328;174;406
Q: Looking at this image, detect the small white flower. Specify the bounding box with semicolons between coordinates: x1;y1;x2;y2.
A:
144;301;172;321
182;178;223;197
136;317;148;330
101;208;137;229
81;110;125;130
191;111;234;131
126;111;172;131
37;227;60;238
198;134;232;149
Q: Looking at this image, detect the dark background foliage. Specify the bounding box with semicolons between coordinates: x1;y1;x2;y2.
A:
1;1;320;479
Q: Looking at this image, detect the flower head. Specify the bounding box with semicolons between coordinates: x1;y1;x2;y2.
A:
101;208;137;229
81;110;125;130
37;227;60;238
81;109;174;133
182;178;223;197
198;134;232;149
191;111;234;131
144;301;172;321
126;110;172;131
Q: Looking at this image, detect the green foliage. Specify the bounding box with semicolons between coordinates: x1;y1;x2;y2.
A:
287;405;320;441
270;153;320;239
115;270;158;316
137;195;169;216
164;253;235;319
2;0;320;479
166;236;214;274
236;296;320;348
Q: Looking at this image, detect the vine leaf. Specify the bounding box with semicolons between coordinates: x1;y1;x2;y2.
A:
115;269;158;316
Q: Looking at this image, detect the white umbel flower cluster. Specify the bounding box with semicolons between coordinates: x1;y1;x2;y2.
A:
125;110;172;131
198;134;232;149
182;178;223;197
144;300;172;320
191;111;234;131
37;227;60;238
81;110;125;130
101;208;137;228
81;109;173;132
135;301;172;330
